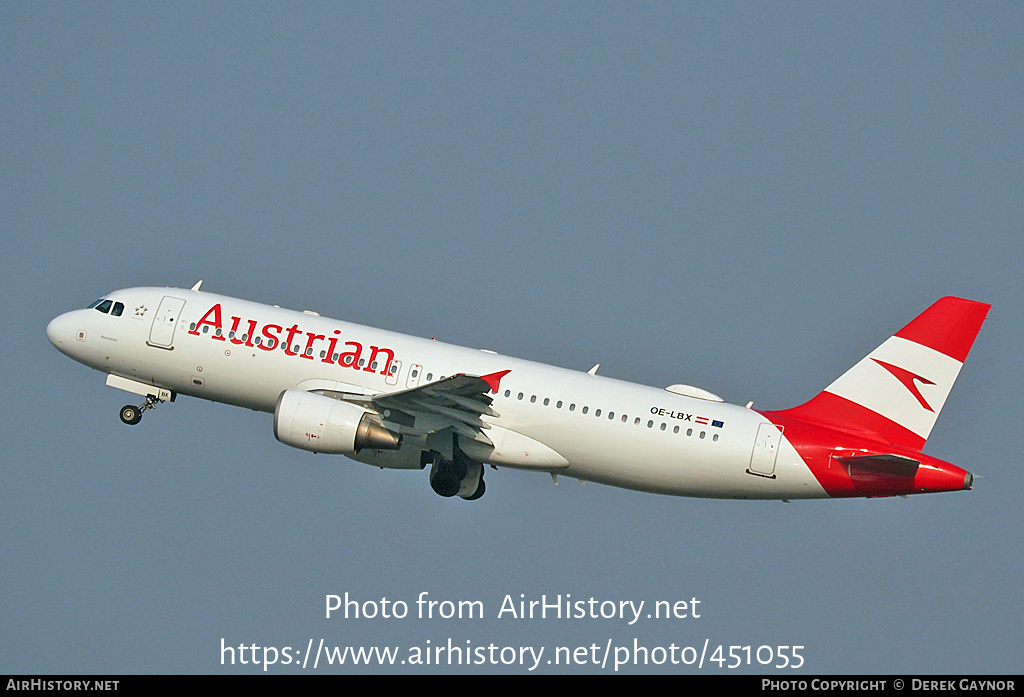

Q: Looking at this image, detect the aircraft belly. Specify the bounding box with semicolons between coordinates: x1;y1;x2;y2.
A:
103;337;280;412
543;411;828;499
178;348;298;411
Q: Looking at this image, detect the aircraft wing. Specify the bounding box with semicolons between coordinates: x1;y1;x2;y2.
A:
371;370;511;445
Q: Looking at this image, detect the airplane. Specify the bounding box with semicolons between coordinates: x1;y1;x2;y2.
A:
46;283;989;502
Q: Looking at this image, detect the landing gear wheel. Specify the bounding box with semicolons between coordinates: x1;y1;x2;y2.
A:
119;405;142;425
430;467;461;497
119;394;163;426
463;478;486;501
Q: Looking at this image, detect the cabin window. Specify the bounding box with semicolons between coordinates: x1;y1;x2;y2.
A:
699;431;706;439
660;423;667;431
621;415;627;423
556;401;563;409
673;425;680;434
504;390;510;398
713;434;719;442
582;406;589;414
543;398;549;406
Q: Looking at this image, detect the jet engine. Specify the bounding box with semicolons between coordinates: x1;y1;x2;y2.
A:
274;389;400;455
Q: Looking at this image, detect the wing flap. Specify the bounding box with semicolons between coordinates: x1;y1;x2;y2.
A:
402;397;491;430
372;370;510;446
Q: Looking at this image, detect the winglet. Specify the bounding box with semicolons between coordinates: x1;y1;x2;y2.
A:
480;370;511;393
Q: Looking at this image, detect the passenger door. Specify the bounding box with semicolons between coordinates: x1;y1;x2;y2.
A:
748;422;782;478
148;296;186;349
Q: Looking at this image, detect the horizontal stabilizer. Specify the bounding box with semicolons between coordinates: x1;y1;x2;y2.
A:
834;454;920;477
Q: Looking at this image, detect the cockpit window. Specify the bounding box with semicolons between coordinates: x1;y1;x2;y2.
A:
86;299;124;316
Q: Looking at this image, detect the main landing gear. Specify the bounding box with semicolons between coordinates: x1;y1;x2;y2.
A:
119;395;161;426
426;448;486;501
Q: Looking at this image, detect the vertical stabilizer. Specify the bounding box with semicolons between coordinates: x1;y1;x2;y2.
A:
770;297;990;450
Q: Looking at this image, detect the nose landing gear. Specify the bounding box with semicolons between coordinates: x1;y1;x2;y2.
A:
119;395;161;426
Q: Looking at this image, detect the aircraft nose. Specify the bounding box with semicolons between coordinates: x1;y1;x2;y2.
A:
46;312;76;352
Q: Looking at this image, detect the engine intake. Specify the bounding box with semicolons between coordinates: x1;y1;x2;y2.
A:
274;389;400;454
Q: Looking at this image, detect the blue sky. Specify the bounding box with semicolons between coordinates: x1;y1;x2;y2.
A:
3;3;1022;673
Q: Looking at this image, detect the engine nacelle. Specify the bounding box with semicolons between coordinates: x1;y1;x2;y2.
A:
274;390;400;455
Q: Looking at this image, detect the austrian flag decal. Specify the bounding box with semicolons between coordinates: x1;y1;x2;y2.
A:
695;416;726;428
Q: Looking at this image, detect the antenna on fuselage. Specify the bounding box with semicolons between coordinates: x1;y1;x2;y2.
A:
191;280;203;291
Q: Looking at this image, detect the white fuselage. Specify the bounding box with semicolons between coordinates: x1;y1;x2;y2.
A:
48;287;829;499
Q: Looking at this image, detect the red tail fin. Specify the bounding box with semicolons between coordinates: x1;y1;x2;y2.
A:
768;297;989;450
